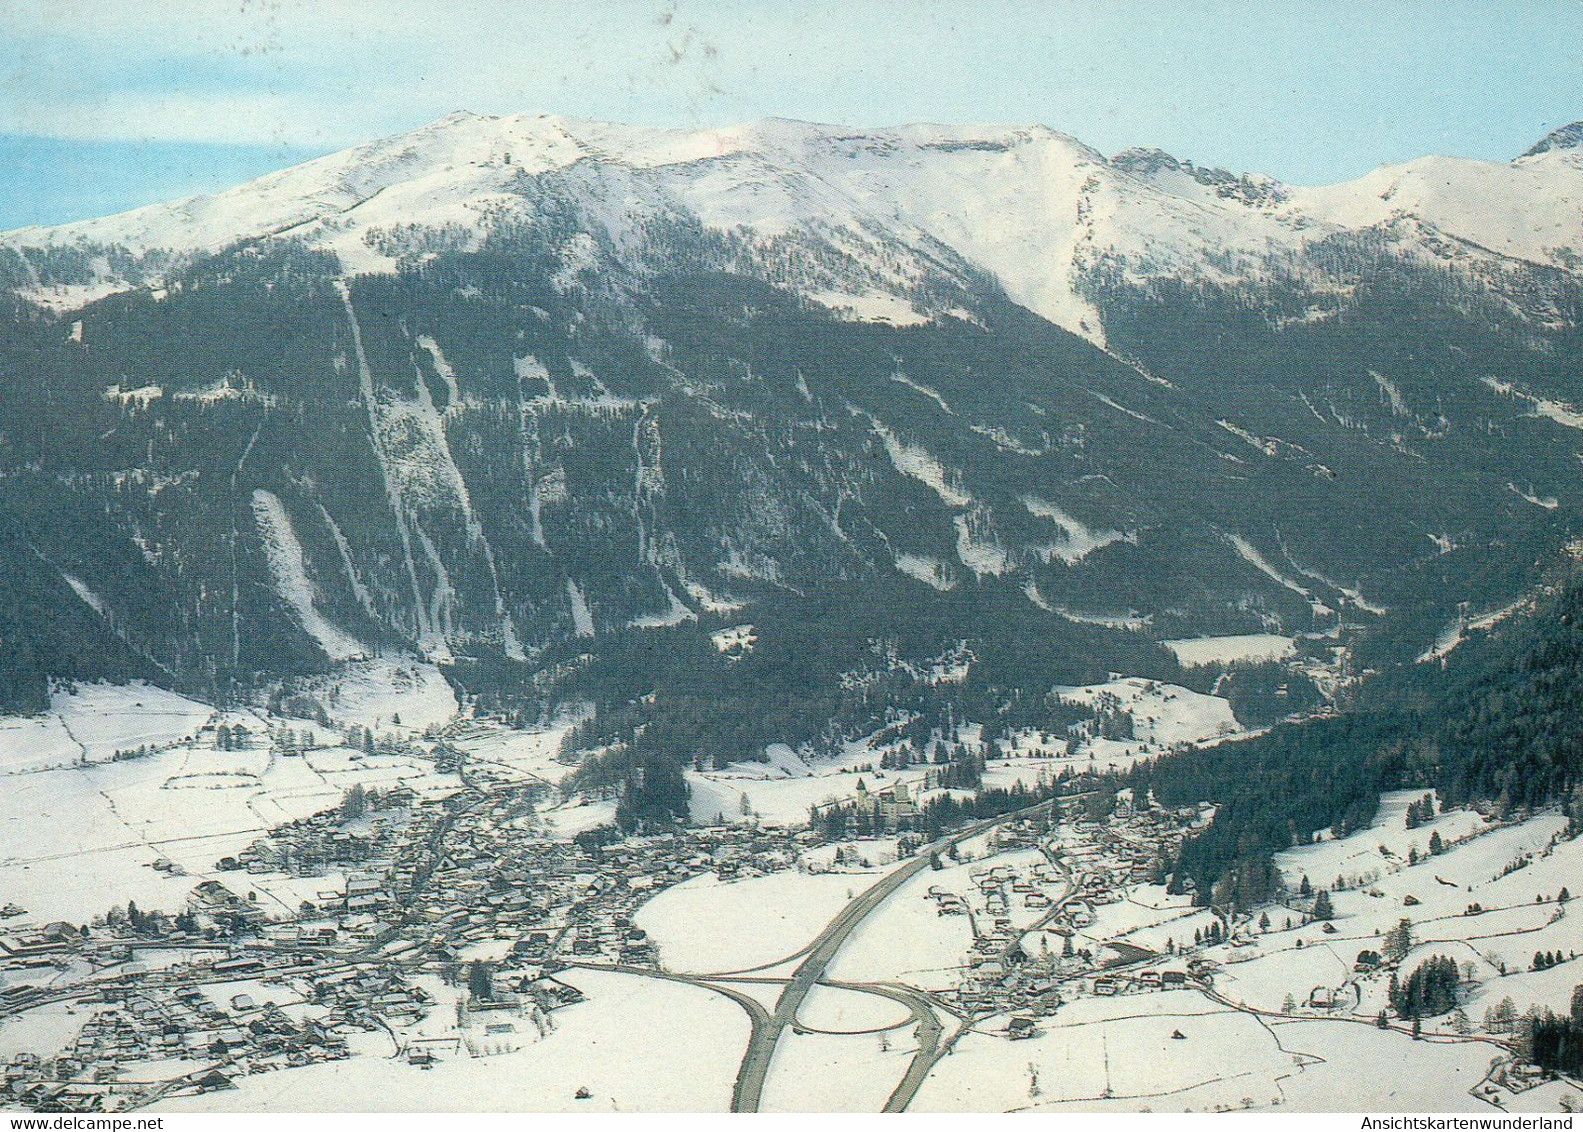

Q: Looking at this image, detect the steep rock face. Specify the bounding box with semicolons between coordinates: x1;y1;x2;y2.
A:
0;114;1580;706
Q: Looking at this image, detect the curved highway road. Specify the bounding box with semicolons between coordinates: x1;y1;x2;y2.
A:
732;799;1059;1111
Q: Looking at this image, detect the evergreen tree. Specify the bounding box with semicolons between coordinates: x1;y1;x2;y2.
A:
467;960;495;1001
1390;955;1461;1019
1384;918;1414;962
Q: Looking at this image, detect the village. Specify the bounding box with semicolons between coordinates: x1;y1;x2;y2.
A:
0;746;1239;1113
0;746;816;1111
0;676;1579;1114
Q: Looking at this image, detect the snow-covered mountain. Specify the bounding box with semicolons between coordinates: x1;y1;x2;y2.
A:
1;112;1582;719
6;112;1581;345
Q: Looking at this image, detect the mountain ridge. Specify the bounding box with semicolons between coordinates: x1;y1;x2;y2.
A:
5;112;1581;349
8;110;1577;247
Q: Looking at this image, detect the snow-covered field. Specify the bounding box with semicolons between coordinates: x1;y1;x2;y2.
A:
1197;792;1583;1056
687;761;884;828
1255;1020;1497;1112
538;797;617;838
916;992;1288;1112
1162;633;1296;667
0;682;214;772
0;737;459;923
0;1001;89;1062
761;1030;917;1113
796;984;913;1033
636;870;863;974
1275;790;1493;891
1077;885;1215;955
915;995;1506;1113
0;671;469;924
1051;676;1243;753
448;715;581;784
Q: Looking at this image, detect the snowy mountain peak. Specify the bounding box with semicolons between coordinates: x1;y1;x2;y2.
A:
1520;120;1583;159
3;113;1582;347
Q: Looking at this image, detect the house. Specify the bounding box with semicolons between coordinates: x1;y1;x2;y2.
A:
526;976;585;1008
213;956;264;976
0;935;70;961
1007;1017;1037;1040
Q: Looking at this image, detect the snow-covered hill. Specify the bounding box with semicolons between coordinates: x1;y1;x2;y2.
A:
6;112;1581;344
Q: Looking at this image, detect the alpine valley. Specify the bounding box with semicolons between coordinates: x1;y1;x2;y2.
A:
2;114;1583;1114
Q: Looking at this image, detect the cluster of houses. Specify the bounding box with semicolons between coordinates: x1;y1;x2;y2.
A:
389;795;800;969
188;880;267;934
0;762;829;1108
306;964;431;1027
942;855;1071;1017
225;787;420;878
217;774;812;981
935;805;1213;1024
0;972;354;1112
0;782;1225;1111
1060;800;1212;892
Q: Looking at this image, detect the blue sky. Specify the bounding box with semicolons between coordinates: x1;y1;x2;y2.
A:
2;0;1580;228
